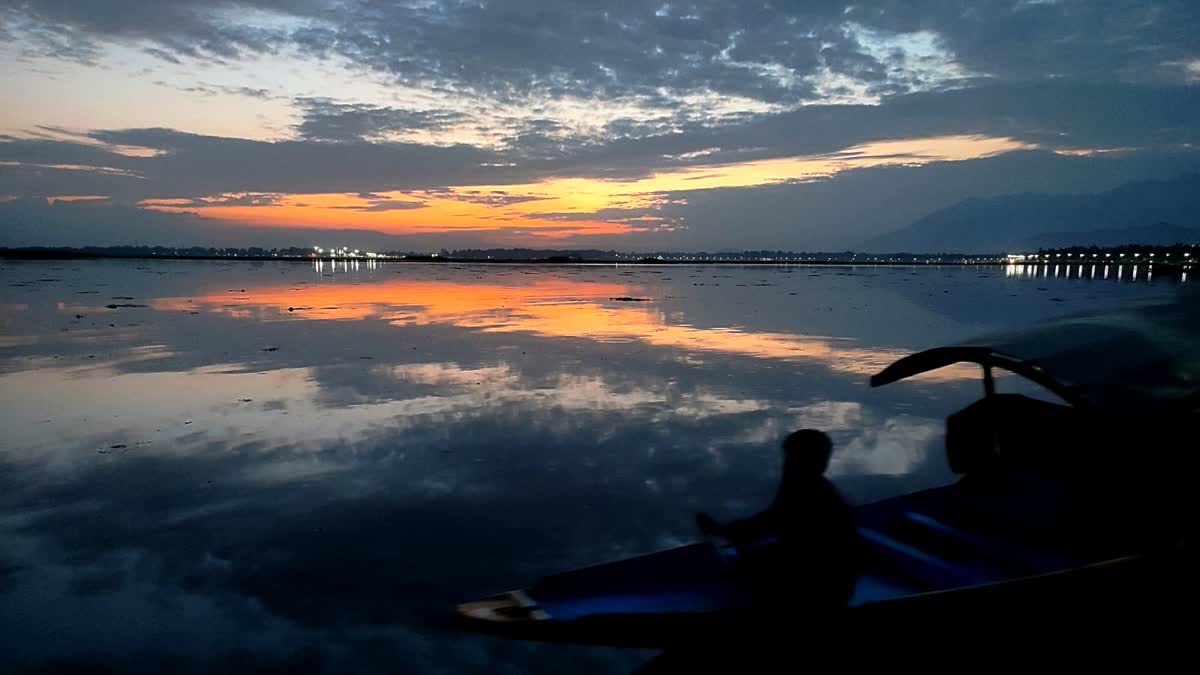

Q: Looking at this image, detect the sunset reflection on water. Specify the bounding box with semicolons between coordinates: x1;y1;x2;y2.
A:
0;259;1180;675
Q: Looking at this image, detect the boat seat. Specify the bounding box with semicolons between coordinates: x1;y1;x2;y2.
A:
896;511;1077;576
856;526;992;591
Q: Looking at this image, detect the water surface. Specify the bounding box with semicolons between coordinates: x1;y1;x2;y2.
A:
0;259;1181;673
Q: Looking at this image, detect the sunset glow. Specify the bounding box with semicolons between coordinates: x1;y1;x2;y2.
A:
3;0;1196;251
138;134;1037;240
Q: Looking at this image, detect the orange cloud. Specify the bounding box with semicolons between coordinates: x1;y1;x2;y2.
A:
140;134;1033;240
143;190;632;239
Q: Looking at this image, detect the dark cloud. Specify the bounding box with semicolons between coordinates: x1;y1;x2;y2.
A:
5;83;1200;187
295;99;470;142
0;127;525;200
169;82;276;99
158;193;283;207
3;14;103;64
1;0;316;63
500;129;594;161
331;199;428;212
553;82;1200;172
845;0;1200;85
531;207;678;229
142;46;182;64
441;190;551;207
7;1;1200;106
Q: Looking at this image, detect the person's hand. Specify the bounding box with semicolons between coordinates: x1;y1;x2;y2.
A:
695;512;719;536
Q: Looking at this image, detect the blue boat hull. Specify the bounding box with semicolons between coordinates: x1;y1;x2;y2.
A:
459;476;1190;648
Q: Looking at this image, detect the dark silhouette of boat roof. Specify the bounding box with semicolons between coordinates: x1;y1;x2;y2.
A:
871;292;1200;417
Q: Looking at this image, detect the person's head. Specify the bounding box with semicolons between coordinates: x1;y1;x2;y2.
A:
782;429;833;477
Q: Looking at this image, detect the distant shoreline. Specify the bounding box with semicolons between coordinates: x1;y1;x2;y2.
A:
0;252;1006;266
0;248;1007;265
1;248;1191;273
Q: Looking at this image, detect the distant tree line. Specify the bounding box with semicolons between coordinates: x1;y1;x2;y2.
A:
2;244;1011;265
0;245;322;258
446;248;872;261
1036;243;1198;257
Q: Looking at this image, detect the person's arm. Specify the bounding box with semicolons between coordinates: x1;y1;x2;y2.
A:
696;509;778;545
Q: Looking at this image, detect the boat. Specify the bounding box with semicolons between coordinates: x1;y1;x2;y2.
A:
457;294;1199;650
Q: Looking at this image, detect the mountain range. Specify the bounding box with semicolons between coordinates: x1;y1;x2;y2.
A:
862;173;1200;253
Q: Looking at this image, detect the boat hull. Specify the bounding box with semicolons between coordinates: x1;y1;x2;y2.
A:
459;479;1195;648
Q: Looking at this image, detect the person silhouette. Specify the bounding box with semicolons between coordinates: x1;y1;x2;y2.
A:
696;429;858;609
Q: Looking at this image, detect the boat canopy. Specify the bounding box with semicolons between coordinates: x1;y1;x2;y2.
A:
871;293;1200;417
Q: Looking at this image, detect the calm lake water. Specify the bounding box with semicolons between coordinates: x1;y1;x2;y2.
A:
0;259;1184;674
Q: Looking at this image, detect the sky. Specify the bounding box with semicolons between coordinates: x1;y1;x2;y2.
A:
1;0;1199;251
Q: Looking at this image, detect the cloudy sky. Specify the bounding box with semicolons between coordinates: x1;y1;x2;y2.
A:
2;0;1199;250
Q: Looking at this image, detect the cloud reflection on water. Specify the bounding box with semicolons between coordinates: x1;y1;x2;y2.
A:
0;260;1180;674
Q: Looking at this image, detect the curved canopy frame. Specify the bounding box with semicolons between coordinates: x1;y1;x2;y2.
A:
868;294;1200;418
870;347;1082;407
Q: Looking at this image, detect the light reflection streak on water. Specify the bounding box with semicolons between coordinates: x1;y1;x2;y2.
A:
138;277;975;380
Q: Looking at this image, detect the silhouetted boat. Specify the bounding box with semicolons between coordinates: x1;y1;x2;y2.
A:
458;294;1199;649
